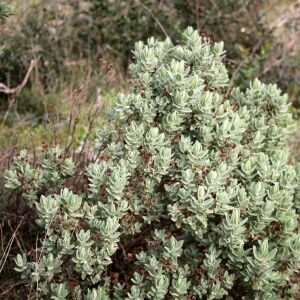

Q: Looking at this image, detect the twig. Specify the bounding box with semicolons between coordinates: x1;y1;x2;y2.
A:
1;96;16;125
0;281;27;297
7;220;22;253
0;217;24;275
136;0;169;39
0;60;36;95
225;37;265;97
195;0;201;31
75;87;103;165
1;60;36;125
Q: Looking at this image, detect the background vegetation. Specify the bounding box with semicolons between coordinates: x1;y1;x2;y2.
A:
0;0;299;298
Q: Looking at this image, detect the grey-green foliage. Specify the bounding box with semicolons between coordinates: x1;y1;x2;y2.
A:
0;3;13;20
6;27;300;299
4;147;74;206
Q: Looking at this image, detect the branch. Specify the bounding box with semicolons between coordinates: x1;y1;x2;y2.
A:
0;59;36;95
136;0;169;39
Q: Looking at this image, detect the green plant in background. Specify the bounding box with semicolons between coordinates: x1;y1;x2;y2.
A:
0;1;95;102
90;0;300;106
0;2;13;20
90;0;183;66
0;2;13;66
6;28;300;299
0;1;119;152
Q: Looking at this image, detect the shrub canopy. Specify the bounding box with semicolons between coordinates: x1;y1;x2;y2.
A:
6;27;300;299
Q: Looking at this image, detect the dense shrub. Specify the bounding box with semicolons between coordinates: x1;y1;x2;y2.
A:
5;28;300;299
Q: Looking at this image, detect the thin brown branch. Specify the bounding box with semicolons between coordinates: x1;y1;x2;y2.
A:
136;0;169;39
0;217;24;275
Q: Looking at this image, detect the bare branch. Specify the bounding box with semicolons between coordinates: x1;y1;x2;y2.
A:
0;59;36;95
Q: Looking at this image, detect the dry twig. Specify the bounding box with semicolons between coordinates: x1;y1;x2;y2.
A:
0;59;36;95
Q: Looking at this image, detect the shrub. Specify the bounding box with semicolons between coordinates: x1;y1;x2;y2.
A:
6;28;300;299
4;147;74;206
